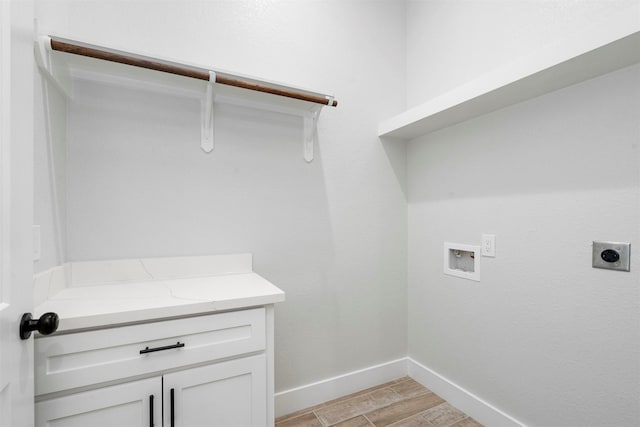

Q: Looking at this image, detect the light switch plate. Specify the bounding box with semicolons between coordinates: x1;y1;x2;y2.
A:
592;241;630;272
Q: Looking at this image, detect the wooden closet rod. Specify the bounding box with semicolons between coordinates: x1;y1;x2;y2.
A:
49;37;338;107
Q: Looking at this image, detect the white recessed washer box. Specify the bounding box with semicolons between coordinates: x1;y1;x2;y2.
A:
444;242;480;282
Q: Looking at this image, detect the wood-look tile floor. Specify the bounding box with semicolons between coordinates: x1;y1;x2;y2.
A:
275;377;483;427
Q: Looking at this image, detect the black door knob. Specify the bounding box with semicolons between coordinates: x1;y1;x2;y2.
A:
19;312;59;340
600;249;620;263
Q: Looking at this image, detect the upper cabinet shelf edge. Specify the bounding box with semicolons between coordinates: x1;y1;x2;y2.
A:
379;21;640;140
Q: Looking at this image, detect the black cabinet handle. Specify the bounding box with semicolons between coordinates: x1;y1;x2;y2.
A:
149;395;154;427
139;342;185;354
170;388;175;427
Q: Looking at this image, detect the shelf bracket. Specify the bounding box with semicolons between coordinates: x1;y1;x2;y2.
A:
201;71;216;153
34;36;71;98
303;105;322;163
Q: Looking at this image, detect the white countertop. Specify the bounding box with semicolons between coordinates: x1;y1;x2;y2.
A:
34;254;285;332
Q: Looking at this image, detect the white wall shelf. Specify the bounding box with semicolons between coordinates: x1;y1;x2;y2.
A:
36;36;337;162
378;26;640;140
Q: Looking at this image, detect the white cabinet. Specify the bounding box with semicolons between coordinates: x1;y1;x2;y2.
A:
36;356;266;427
164;355;266;427
35;377;162;427
35;307;274;427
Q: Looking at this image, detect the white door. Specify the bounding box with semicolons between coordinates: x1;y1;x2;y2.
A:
35;377;162;427
164;354;267;427
0;0;35;426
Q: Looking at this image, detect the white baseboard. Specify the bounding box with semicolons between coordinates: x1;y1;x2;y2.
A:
407;358;524;427
274;358;408;417
275;357;524;425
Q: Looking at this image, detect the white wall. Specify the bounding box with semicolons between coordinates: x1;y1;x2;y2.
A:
34;1;640;423
34;0;408;393
406;0;640;108
34;0;68;275
34;71;67;273
406;1;640;425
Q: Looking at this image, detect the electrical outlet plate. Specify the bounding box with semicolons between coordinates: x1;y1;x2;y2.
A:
592;241;630;272
481;234;495;257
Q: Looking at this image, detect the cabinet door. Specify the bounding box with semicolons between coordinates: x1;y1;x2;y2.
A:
35;377;161;427
164;354;267;427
